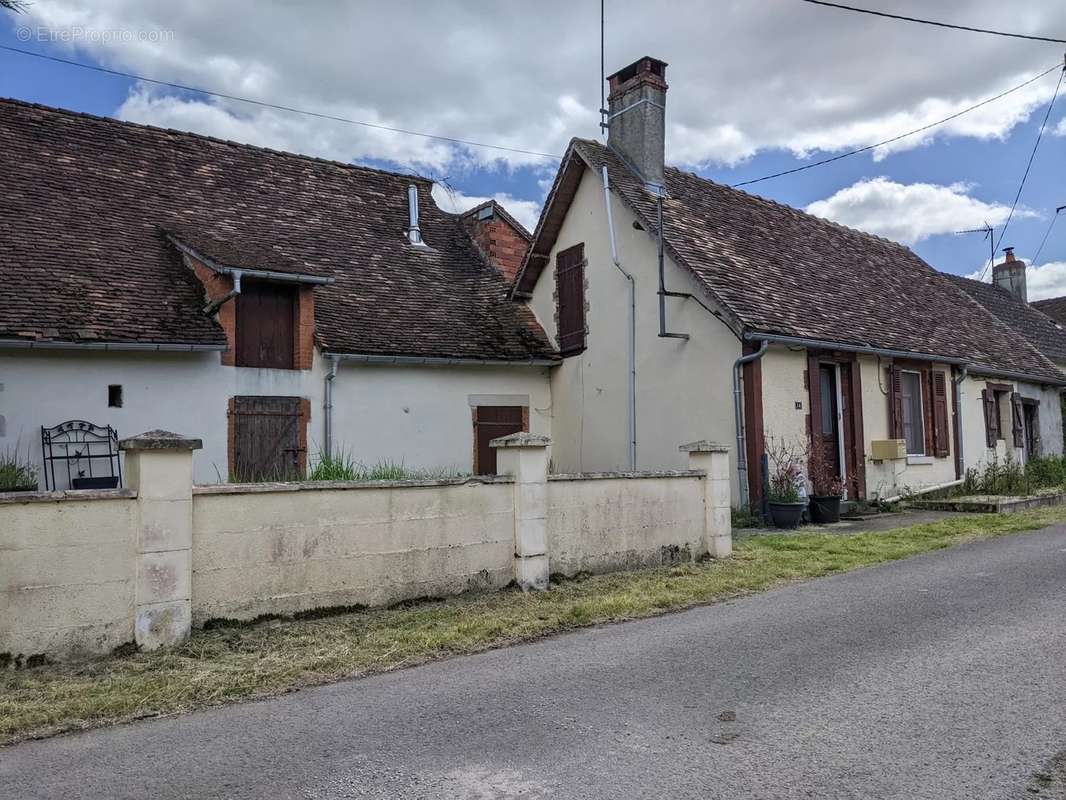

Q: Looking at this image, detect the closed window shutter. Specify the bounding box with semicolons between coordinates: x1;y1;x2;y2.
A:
556;243;586;356
931;371;950;458
981;389;998;448
888;366;903;439
1010;392;1025;448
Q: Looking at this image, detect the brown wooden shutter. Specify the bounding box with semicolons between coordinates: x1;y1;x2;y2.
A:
556;243;586;356
230;396;305;481
1010;392;1025;448
473;406;526;475
931;371;950;458
887;365;903;439
235;281;296;369
981;389;998;448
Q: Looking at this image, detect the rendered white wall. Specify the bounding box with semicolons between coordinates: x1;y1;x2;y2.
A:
0;350;550;485
527;168;742;489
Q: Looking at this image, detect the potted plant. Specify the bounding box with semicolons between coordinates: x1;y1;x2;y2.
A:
765;436;807;529
0;445;39;493
808;442;844;524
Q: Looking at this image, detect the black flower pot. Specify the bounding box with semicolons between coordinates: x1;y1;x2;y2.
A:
768;501;806;529
809;495;842;524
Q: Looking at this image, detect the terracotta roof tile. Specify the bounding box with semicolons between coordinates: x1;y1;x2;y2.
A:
0;98;555;362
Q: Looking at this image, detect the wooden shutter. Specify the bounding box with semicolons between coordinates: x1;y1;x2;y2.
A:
236;281;296;369
931;371;950;458
473;406;526;475
556;243;586;356
981;389;998;448
887;365;903;439
230;396;305;481
1010;392;1025;448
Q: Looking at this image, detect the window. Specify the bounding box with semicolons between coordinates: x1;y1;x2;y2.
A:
235;280;296;369
556;243;586;356
108;385;123;408
900;371;925;455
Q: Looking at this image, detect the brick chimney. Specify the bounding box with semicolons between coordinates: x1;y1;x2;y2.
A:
462;201;532;285
992;247;1027;303
605;56;668;193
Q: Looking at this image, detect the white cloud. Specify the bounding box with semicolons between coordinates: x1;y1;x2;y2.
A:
15;0;1066;174
430;185;541;233
1054;117;1066;136
805;177;1036;245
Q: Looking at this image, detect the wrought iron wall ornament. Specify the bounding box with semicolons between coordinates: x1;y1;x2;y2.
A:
40;420;122;490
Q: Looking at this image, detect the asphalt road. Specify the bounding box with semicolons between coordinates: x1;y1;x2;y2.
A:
4;528;1066;799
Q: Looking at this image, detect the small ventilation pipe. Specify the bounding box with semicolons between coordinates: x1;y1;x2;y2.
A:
407;184;426;246
203;269;242;315
734;340;769;509
323;355;339;460
602;165;637;469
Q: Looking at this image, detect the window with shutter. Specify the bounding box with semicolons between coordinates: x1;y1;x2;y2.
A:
1010;392;1025;448
556;243;586;356
931;371;950;458
981;389;998;448
235;280;297;369
887;366;903;440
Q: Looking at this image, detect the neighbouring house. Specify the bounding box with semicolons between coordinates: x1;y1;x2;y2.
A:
0;99;556;486
512;55;1066;507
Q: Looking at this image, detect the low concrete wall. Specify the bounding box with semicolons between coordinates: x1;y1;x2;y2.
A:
191;478;516;624
0;489;137;662
547;472;706;576
0;432;731;662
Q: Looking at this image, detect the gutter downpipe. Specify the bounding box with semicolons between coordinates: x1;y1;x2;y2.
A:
602;165;637;469
203;269;242;315
735;340;769;509
953;364;969;478
324;355;339;460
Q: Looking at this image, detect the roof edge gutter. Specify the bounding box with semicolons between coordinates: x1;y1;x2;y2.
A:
167;236;335;285
745;331;1066;386
323;352;559;368
0;338;227;352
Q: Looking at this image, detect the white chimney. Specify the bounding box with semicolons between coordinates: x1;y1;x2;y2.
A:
406;184;427;247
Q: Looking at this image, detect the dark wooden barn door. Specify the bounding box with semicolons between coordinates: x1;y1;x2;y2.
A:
231;396;304;481
473;406;526;475
235;281;296;369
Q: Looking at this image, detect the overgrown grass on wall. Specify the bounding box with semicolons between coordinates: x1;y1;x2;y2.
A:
957;453;1066;497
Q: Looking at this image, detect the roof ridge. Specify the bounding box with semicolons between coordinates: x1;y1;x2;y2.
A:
0;96;436;186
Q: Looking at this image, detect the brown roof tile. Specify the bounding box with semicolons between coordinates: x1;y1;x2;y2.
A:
517;138;1062;382
0;99;555;362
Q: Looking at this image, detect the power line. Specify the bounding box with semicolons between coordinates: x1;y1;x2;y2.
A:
801;1;1066;45
732;62;1063;188
1032;205;1066;266
0;43;562;161
979;65;1065;280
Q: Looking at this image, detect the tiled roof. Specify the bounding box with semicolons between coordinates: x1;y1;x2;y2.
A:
946;276;1066;368
517;138;1063;382
0;98;555;362
1033;295;1066;327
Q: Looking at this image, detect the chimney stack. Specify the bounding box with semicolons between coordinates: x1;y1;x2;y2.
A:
605;56;668;194
992;247;1027;303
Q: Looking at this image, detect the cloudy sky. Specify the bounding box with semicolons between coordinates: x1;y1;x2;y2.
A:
2;1;1065;294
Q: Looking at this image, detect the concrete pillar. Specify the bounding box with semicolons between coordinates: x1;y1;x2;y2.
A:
681;440;733;559
119;430;202;650
491;432;551;591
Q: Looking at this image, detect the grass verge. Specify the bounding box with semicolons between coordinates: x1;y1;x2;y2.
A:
4;507;1066;745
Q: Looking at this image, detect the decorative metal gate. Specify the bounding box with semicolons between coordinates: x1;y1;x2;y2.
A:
41;420;122;490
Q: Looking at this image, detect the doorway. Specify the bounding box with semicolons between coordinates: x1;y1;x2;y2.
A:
810;358;863;500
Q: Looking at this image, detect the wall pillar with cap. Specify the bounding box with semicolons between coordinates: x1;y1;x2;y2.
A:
681;440;733;558
491;432;551;591
119;430;202;650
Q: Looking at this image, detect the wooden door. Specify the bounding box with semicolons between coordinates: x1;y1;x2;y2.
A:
235;281;296;368
230;396;305;481
838;364;862;499
817;364;842;478
473;406;525;475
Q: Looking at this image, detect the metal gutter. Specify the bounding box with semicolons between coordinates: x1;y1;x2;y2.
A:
602;165;638;469
743;332;968;366
323;353;558;367
952;364;969;479
734;340;769;509
0;338;226;352
323;355;339;460
167;236;335;285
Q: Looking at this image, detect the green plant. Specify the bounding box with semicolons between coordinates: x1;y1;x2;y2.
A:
0;444;38;491
307;448;359;481
731;504;764;529
765;435;806;503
